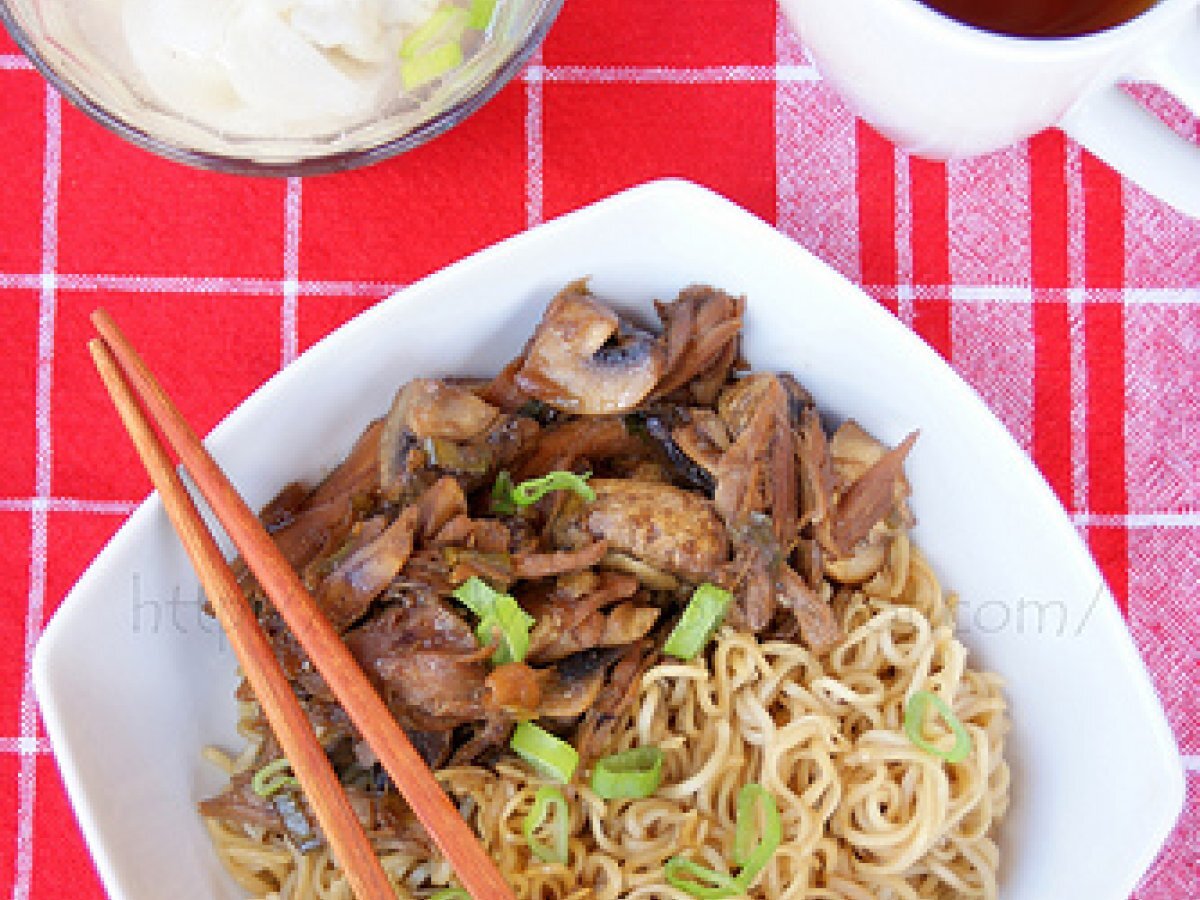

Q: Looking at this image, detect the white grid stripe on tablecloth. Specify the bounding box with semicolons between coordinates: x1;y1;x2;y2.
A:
894;150;915;328
526;63;819;83
12;85;62;900
0;272;406;296
1064;142;1090;519
0;497;138;514
524;48;545;229
280;177;302;368
4;273;1196;304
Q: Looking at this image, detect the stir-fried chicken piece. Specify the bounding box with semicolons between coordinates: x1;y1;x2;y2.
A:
551;479;729;582
825;426;918;557
795;407;836;533
653;285;744;405
777;564;841;653
714;373;798;549
512;416;646;481
523;571;650;663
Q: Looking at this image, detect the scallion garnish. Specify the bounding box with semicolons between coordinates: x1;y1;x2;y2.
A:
664;783;781;896
467;0;496;29
429;889;470;900
523;786;570;864
590;746;664;800
251;758;298;797
510;721;579;783
452;576;535;665
663;857;742;899
400;5;469;58
663;583;733;660
452;575;499;617
477;593;535;665
903;690;972;763
401;41;464;90
492;470;519;514
492;470;595;513
732;784;782;886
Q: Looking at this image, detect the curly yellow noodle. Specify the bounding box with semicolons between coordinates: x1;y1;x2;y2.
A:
205;541;1009;899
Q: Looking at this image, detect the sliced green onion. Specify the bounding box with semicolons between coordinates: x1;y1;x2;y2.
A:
590;747;664;800
663;583;733;660
429;889;470;900
660;785;780;895
732;784;781;886
523;786;569;864
453;578;535;664
453;577;535;664
663;857;742;899
476;593;535;665
492;470;594;513
491;470;518;515
452;575;500;617
467;0;496;29
511;722;579;783
903;690;972;763
251;758;298;797
400;5;469;58
401;41;464;90
513;470;595;505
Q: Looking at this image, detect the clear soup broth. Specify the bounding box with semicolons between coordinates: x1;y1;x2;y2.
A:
917;0;1158;36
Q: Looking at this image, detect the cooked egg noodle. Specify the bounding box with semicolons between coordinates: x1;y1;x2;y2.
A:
204;525;1009;899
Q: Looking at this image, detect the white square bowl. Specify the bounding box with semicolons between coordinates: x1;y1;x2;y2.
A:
34;178;1184;900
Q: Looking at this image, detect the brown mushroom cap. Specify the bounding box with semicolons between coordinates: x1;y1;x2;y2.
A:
515;282;666;415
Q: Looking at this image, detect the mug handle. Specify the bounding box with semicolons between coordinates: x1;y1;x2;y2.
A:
1059;16;1200;218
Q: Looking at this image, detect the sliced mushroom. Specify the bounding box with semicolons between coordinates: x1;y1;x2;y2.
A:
307;417;383;511
316;506;419;631
536;648;617;720
668;408;729;482
379;379;502;491
515;281;666;415
823;533;888;584
574;639;659;763
387;378;500;442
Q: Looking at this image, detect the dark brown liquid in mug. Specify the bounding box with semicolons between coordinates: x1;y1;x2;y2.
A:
918;0;1158;36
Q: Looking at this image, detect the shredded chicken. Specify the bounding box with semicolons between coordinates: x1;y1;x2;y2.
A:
206;282;921;846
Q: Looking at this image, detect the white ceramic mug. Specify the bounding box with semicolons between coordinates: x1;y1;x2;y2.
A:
777;0;1200;217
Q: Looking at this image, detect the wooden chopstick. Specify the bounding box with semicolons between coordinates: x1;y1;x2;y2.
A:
89;339;398;900
91;310;515;900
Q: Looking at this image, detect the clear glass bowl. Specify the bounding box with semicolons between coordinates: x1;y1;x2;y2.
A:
0;0;563;175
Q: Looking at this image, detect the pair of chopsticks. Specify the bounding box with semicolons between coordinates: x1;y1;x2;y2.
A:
89;310;514;900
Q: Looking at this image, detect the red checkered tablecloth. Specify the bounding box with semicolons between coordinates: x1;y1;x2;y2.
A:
1;0;1197;896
